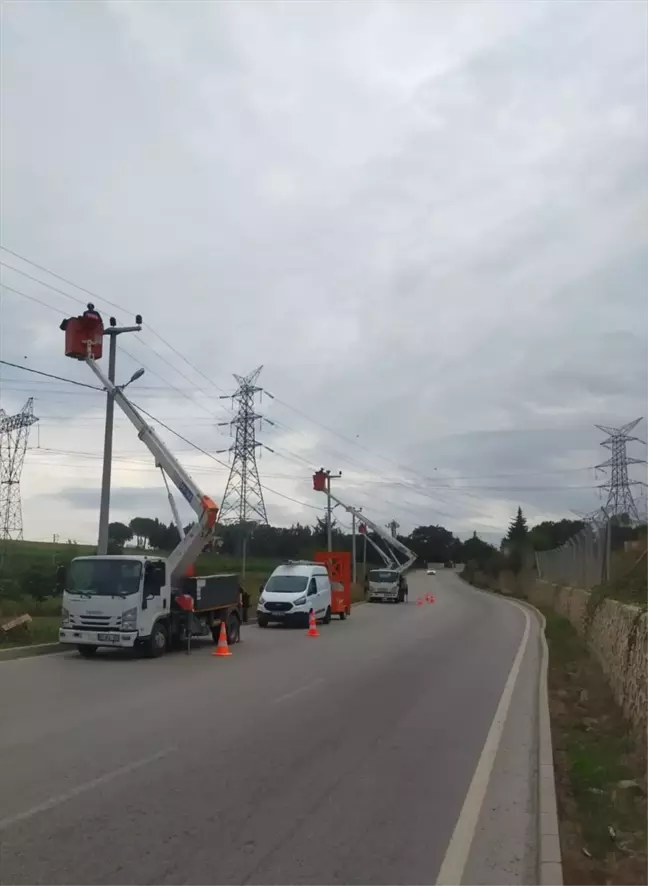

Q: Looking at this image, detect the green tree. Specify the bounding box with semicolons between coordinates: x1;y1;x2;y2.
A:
506;507;528;544
108;522;133;548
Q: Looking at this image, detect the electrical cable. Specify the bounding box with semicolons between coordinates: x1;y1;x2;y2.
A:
0;359;102;391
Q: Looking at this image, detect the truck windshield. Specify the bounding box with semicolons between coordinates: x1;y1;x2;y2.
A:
67;559;142;597
369;570;398;583
264;575;308;594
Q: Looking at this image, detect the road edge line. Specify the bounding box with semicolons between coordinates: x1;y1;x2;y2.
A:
0;641;66;662
456;575;563;885
435;597;531;885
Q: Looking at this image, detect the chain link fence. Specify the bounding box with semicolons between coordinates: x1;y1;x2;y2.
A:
535;512;610;589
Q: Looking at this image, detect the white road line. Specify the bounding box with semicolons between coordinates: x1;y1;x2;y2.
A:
436;602;531;886
272;679;324;704
0;747;174;831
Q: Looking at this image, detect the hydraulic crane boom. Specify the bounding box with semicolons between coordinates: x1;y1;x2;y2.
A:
85;357;218;583
327;490;416;572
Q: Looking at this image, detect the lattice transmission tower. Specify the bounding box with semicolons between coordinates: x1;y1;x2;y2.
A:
0;398;39;540
595;418;646;524
217;366;269;533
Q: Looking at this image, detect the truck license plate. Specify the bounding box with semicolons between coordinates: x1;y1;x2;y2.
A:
98;633;120;643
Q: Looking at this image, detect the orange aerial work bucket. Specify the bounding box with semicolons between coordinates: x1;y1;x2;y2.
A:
62;314;104;360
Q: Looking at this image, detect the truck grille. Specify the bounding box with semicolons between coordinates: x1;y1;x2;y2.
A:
264;601;292;612
71;615;122;629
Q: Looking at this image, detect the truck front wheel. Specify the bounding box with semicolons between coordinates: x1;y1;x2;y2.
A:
78;645;97;658
146;621;167;658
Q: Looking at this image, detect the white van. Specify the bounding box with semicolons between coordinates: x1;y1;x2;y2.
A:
257;561;331;627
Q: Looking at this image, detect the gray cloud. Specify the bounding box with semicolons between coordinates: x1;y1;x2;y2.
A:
1;0;646;545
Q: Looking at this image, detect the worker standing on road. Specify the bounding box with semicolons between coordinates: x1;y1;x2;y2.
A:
240;586;250;624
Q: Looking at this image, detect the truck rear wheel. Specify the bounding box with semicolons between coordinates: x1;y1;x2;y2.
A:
339;610;346;621
226;612;241;645
323;606;331;625
78;645;97;658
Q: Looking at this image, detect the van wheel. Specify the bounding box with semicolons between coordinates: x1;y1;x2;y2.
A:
257;615;269;628
78;645;97;658
146;621;167;658
323;606;331;624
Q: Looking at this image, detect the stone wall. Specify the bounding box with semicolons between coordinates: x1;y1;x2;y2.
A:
529;580;647;738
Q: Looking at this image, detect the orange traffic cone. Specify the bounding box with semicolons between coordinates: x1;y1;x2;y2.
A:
212;620;232;657
307;610;319;637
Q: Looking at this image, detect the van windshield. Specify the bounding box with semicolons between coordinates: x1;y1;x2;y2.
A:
264;575;309;594
369;570;399;583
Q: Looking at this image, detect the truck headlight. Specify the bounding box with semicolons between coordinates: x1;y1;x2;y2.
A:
61;607;70;627
293;596;306;607
121;607;137;631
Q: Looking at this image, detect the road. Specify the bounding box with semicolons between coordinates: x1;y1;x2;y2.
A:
0;570;541;885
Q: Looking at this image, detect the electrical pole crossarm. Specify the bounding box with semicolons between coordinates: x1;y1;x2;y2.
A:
85;357;218;581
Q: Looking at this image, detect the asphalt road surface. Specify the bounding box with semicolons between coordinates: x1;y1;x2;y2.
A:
0;570;541;885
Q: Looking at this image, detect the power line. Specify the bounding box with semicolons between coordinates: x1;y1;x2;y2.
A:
1;282;70;315
0;245;234;397
130;399;322;512
0;360;103;391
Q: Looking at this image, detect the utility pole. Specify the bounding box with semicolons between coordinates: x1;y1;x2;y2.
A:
351;507;362;585
360;521;367;586
217;366;269;580
97;311;142;555
320;468;342;552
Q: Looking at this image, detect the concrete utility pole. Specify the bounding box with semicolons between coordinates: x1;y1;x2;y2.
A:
319;468;342;552
97;313;142;555
351;507;362;585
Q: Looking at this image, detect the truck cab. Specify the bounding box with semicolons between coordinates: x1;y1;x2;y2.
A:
60;555;170;657
367;568;406;603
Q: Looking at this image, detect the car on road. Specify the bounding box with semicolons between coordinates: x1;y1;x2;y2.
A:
426;568;436;576
257;561;331;627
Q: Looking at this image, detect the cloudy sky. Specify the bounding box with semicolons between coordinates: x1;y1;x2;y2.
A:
1;0;646;546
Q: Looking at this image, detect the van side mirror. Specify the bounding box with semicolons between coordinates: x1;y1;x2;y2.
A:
307;580;317;597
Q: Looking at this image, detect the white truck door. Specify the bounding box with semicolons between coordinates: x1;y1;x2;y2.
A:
141;560;167;636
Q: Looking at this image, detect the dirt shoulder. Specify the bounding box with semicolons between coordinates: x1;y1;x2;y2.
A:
541;607;647;885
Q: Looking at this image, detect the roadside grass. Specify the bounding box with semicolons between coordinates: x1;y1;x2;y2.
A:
0;615;61;648
541;608;647;885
